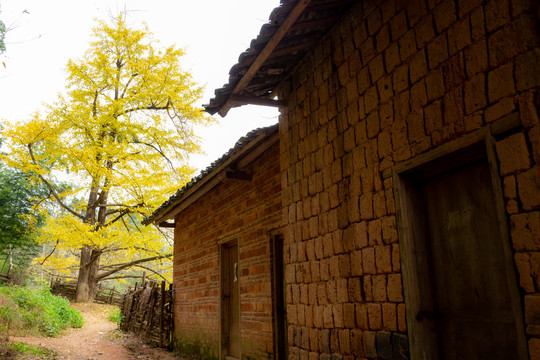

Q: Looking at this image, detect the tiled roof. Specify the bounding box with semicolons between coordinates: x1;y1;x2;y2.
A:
143;124;279;225
204;0;356;116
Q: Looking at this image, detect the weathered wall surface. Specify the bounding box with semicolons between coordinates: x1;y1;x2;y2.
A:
173;141;282;359
278;0;540;358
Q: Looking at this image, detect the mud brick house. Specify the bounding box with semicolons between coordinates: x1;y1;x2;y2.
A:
201;0;540;359
145;125;284;359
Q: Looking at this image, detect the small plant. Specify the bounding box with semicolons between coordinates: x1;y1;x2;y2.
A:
0;285;83;337
108;308;124;326
9;341;56;357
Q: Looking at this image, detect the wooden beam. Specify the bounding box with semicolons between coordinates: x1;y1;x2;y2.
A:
158;221;175;228
229;94;287;108
218;0;312;117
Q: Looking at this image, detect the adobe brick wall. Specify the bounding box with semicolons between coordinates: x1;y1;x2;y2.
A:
277;0;540;359
173;141;282;359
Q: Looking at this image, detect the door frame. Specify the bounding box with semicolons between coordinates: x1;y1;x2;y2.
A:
392;130;528;359
219;238;240;360
271;232;288;360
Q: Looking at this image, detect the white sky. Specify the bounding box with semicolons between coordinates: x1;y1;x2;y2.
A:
0;0;281;172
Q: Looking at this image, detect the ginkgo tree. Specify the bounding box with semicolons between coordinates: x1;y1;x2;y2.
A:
1;15;209;301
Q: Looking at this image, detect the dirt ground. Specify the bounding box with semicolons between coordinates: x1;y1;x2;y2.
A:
10;303;186;360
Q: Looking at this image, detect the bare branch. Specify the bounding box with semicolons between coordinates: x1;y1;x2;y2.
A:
27;144;85;220
96;253;171;281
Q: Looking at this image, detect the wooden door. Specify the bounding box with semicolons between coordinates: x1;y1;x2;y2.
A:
221;242;240;360
272;234;287;360
421;159;523;359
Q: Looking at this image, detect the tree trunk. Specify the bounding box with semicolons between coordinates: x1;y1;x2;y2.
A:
75;246;101;302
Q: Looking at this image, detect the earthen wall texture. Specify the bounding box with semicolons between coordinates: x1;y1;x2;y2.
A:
278;0;540;359
173;142;282;359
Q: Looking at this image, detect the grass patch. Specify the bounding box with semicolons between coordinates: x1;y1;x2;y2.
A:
108;307;124;326
0;338;57;360
0;285;83;337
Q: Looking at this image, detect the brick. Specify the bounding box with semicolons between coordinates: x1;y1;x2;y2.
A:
382;303;397;331
376;331;392;359
363;275;373;302
376;25;390;52
387;274;404;302
415;14;436;48
469;5;485;41
367;303;382;330
410;50;427;84
517;166;540;210
377;76;393;103
485;0;511;33
382;216;398;244
443;86;464;126
343;303;356;329
319;329;330;353
434;0;457;33
488;14;540;67
351;329;363;357
511;212;540;251
443;53;466;91
364;86;379;115
448;17;471;55
464;73;487;114
367;8;382;35
488;63;515;103
397;303;407;332
410;80;427;111
324;305;334;328
516;49;540;92
375;246;392;273
485;97;516;123
364;331;377;358
399;30;417;61
368;219;382;246
518;92;540;129
515;253;535;293
525;294;540;325
362;247;376;274
356;303;368;328
390;10;408;41
405;0;428;26
530;338;540;360
386;42;402;75
427;34;448;69
496;132;532;175
393;64;410;94
458;0;483;17
333;304;344;328
464;39;488;77
372;275;387;302
425;68;444;101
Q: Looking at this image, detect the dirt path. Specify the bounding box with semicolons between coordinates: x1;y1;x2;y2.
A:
10;303;184;360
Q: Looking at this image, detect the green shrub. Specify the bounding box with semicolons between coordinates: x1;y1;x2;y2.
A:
0;285;83;337
108;307;124;325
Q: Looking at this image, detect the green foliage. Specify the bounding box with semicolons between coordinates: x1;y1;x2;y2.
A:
107;307;123;325
0;6;6;54
0;163;50;274
8;341;56;357
0;285;83;337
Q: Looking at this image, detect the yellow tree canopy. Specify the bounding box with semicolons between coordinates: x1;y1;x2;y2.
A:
1;15;209;292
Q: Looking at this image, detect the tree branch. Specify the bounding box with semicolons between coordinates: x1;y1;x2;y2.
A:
27;144;85;220
96;253;171;281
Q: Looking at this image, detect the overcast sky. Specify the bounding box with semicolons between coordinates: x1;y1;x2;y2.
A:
0;0;280;171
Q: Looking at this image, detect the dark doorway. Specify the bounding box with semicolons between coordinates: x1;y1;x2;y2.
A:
221;241;240;360
396;143;527;359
